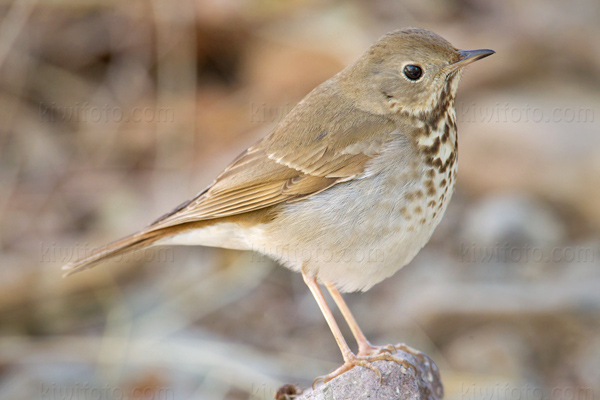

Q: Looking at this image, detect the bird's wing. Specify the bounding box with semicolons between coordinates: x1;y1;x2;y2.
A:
148;92;397;230
61;86;399;276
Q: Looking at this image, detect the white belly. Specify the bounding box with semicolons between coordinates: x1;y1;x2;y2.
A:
256;171;453;292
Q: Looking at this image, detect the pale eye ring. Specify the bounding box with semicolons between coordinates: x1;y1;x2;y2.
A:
403;64;423;81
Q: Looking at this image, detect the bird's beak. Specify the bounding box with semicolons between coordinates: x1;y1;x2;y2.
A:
452;49;495;68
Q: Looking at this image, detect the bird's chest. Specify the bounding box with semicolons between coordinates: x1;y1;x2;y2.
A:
314;123;458;291
258;115;458;292
377;110;458;234
412;112;458;228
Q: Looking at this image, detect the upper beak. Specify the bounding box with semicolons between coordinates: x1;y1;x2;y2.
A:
452;48;495;68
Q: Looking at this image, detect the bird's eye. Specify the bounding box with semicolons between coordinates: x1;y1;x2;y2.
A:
403;64;423;81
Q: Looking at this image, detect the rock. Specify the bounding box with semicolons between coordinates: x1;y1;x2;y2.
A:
295;348;443;400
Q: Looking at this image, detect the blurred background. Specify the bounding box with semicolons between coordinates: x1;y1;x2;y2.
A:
1;0;599;399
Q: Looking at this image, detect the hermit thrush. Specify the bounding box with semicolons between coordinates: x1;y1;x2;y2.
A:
63;28;493;383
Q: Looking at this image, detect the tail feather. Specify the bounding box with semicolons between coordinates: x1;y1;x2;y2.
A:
61;229;166;277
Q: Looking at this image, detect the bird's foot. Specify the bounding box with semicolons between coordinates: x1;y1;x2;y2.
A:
312;347;418;389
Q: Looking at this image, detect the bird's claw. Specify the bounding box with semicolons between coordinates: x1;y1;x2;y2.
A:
312;347;418;389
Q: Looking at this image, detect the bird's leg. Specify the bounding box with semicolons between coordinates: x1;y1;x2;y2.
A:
323;282;376;356
302;270;354;361
301;268;383;387
324;282;425;364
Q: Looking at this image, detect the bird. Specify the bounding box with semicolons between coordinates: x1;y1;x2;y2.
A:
62;27;494;384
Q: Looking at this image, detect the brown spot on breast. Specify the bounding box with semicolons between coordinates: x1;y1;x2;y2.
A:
419;218;427;224
414;189;424;199
436;151;457;174
428;200;437;208
414;206;423;214
439;178;447;187
399;206;410;219
425;179;436;196
441;121;451;143
422;137;441;156
426;169;435;179
421;124;432;137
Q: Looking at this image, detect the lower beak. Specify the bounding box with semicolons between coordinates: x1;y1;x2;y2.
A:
453;49;495;68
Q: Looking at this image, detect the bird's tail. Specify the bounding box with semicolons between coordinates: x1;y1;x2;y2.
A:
61;229;166;277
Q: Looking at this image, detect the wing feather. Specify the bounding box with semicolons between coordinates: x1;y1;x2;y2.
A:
148;81;398;231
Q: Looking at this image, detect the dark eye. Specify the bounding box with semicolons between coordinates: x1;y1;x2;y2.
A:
403;64;423;81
